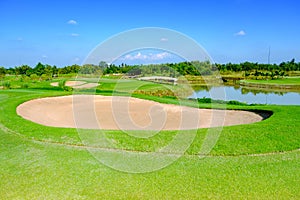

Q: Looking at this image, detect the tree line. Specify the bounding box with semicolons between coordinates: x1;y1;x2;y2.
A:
102;59;300;78
0;59;299;80
0;63;102;80
216;59;299;72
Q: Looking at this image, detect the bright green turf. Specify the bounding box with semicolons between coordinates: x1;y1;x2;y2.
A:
241;77;300;85
1;89;299;156
0;79;299;199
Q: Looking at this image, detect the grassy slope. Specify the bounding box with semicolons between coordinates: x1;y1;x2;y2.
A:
0;122;299;199
241;77;300;85
0;80;300;199
1;89;299;156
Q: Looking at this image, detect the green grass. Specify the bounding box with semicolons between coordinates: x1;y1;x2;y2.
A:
1;129;299;199
241;77;300;85
6;90;298;156
0;79;300;199
96;78;177;92
1;75;66;90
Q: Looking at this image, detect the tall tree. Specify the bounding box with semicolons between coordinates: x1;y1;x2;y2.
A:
99;61;108;69
34;62;45;76
15;65;31;75
0;67;6;79
44;64;53;76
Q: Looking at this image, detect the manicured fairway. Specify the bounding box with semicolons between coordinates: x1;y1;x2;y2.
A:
0;88;299;199
241;77;300;85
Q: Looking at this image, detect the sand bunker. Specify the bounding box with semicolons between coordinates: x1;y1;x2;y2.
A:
17;95;265;130
72;83;99;89
50;81;98;89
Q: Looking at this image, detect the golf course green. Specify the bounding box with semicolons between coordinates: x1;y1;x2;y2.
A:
0;78;299;199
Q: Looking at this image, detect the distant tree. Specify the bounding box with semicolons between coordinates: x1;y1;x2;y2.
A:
270;71;275;79
34;62;45;76
52;65;58;76
81;64;101;74
245;71;250;77
15;65;31;76
30;74;39;80
40;73;51;81
26;68;34;76
127;68;141;76
241;62;253;71
290;58;295;65
6;68;15;75
0;67;6;79
99;61;108;69
44;64;53;77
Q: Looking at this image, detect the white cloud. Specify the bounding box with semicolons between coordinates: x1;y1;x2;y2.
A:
235;30;246;36
70;33;80;37
121;52;171;61
42;55;47;58
17;37;23;41
67;19;77;25
124;52;146;60
152;52;170;60
73;57;80;62
160;37;168;42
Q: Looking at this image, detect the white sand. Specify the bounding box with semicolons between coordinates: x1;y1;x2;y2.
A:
50;82;59;86
50;81;98;88
72;83;99;89
17;95;263;130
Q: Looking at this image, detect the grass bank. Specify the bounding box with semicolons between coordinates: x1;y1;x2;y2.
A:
241;77;300;85
240;78;300;91
0;80;299;199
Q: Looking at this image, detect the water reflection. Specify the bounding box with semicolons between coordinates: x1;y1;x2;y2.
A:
189;85;300;105
240;88;286;96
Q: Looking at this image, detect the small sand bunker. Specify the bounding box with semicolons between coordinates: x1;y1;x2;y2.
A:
17;95;265;130
50;81;98;89
72;83;99;89
50;82;59;86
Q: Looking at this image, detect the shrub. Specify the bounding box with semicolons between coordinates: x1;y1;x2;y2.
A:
58;80;66;88
21;83;29;89
196;97;248;105
2;81;11;89
20;75;30;82
58;79;72;91
30;74;39;80
41;74;51;81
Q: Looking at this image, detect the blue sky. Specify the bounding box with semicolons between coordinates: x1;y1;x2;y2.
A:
0;0;299;67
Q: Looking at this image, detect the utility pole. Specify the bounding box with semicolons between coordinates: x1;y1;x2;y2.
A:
266;46;271;104
268;46;271;65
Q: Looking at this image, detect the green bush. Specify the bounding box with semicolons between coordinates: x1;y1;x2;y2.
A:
21;83;29;89
58;79;72;91
2;81;11;89
41;74;52;81
20;75;30;82
196;97;248;105
58;79;66;88
30;74;39;81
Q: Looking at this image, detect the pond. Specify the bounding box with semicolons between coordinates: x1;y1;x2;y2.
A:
189;86;300;105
